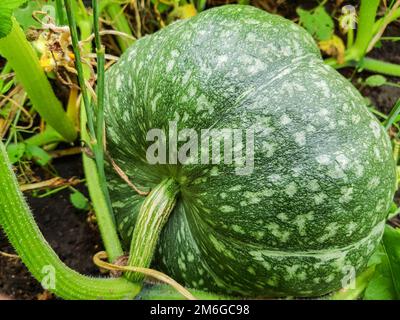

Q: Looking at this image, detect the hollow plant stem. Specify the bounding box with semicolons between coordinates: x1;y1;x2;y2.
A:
93;0;108;199
348;0;380;60
346;27;354;48
0;141;140;299
0;18;77;142
126;178;180;282
361;57;400;77
91;0;119;256
67;0;123;261
325;56;400;78
64;0;95;139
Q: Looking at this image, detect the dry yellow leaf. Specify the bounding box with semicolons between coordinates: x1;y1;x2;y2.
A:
318;35;346;64
170;4;197;20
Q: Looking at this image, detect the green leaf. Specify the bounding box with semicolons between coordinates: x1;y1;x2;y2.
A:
14;1;42;30
364;226;400;300
1;78;14;95
297;6;334;41
25;144;51;166
14;1;56;31
365;75;387;87
0;0;29;38
70;190;89;210
6;143;26;164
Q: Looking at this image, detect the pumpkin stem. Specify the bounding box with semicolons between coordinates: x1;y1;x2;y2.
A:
126;178;179;282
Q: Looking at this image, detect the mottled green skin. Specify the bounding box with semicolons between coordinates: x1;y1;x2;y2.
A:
104;5;396;297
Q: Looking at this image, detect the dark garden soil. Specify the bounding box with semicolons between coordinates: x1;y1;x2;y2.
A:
0;155;103;300
0;1;400;300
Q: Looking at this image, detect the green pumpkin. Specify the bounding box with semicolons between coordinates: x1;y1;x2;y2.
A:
104;5;396;297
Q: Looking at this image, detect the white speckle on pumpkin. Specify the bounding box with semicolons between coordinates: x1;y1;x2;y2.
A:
122;110;129;121
307;179;320;192
306;124;316;132
315;81;330;97
316;154;331;165
354;163;364;177
339;187;353;203
265;223;290;242
229;185;242;192
244;191;261;204
268;174;281;182
232;224;245;234
317;108;329;118
336;154;350;169
294;131;306;146
367;176;380;189
317;223;339;242
262;141;276;157
346;222;358;236
314;193;327;205
216;54;228;67
182;69;192;85
247;266;256;275
166;60;174;72
285;182;297;197
210;166;219;176
351;114;360;124
178;258;187;271
374;146;383;161
369;121;381;139
115;75;123;90
220;205;235;213
245;32;257;42
188;85;197;97
292;166;303;177
285;265;300;277
277;212;288;221
261;188;275;197
247;59;264;74
294;212;313;235
280;114;292;125
325;274;335;283
253;230;265;240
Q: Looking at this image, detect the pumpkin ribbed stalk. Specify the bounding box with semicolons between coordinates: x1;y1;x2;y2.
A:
0;142;140;299
126;178;180;282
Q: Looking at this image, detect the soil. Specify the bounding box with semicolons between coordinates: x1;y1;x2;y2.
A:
1;2;400;300
0;155;103;300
